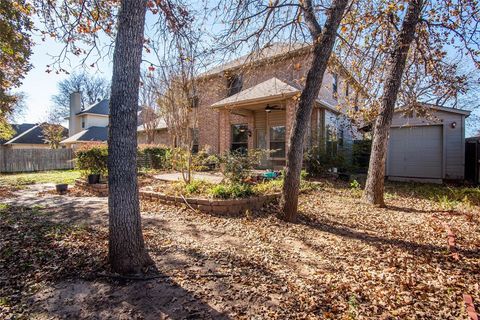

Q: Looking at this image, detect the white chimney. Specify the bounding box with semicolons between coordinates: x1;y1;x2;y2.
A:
69;92;82;136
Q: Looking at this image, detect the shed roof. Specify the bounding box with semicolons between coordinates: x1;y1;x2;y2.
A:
137;118;168;132
395;103;471;117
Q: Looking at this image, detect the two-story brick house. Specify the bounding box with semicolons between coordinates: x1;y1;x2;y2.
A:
193;43;366;168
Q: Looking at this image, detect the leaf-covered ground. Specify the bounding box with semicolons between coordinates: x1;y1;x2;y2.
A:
0;181;479;319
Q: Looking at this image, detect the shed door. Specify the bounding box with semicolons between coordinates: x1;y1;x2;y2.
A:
387;126;443;179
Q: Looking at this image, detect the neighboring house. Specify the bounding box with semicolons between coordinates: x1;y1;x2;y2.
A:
137;119;169;145
1;123;68;149
61;93;169;148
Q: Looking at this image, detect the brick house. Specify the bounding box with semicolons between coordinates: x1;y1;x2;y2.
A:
191;43;366;168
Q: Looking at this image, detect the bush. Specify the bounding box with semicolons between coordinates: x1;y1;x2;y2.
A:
219;149;265;183
209;183;254;199
304;146;347;176
138;145;172;170
75;144;108;176
192;149;220;171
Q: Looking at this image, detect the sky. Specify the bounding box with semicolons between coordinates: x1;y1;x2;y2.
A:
15;9;480;136
15;33;113;124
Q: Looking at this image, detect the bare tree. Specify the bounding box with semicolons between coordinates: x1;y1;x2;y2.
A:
52;72;110;116
156;35;200;184
139;70;162;144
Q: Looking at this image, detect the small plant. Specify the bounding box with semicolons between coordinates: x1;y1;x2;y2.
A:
350;179;361;190
219;149;268;183
209;183;254;199
184;179;207;195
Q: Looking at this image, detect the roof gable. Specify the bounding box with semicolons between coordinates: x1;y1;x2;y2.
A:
77;99;110;116
211;77;300;108
5;124;68;145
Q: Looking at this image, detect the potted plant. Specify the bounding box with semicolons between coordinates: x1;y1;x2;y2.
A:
87;172;100;184
55;183;68;194
76;144;108;185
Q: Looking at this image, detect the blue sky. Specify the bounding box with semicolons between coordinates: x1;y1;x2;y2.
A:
16;32;113;124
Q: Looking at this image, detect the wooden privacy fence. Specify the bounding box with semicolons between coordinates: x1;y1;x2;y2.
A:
0;148;75;173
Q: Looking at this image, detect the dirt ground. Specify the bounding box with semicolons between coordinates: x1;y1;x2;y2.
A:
1;181;479;319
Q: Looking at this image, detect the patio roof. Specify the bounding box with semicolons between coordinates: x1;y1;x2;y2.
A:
211;78;300;108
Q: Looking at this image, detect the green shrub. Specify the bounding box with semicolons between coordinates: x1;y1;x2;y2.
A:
138;145;172;170
252;179;283;194
304;146;347;176
75;144;108;176
192;151;220;171
209;183;254;199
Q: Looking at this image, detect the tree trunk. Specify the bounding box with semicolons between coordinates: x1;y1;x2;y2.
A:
279;0;349;222
108;0;153;275
363;0;424;206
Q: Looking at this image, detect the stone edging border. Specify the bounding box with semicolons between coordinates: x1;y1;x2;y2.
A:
139;190;280;215
75;179;280;215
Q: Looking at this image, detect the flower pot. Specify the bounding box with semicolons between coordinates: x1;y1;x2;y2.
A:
87;174;100;184
56;184;68;195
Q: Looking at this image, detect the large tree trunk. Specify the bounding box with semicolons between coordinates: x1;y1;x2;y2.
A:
363;0;424;206
108;0;153;275
279;0;349;222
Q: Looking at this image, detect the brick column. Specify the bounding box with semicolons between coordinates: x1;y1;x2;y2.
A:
285;98;297;152
219;109;231;154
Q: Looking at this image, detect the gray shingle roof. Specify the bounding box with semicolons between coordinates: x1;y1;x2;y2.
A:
77;99;110;115
0;123;36;144
211;78;300;108
4;124;68;145
201;43;308;77
61;126;108;144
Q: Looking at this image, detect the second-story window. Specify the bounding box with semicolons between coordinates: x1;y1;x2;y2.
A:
227;74;243;97
332;73;338;98
81;119;85;129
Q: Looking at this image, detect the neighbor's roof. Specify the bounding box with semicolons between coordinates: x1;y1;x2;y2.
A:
77;99;110;116
61;126;108;144
395;103;471;116
137;118;168;132
5;123;68;145
211;78;300;108
0;123;36;144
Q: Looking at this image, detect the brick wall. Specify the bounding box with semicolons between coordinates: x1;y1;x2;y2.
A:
187;49;363;153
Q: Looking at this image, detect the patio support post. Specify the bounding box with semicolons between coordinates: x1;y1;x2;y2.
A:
219;109;231;154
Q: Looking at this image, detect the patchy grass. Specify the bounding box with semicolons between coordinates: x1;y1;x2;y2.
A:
0;170;81;187
385;181;480;210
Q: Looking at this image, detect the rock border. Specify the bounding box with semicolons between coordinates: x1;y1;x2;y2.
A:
75;179;280;214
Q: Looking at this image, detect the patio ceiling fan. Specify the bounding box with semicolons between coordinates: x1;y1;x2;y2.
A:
265;104;283;113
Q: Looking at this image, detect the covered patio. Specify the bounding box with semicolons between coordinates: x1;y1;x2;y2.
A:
211;77;338;169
